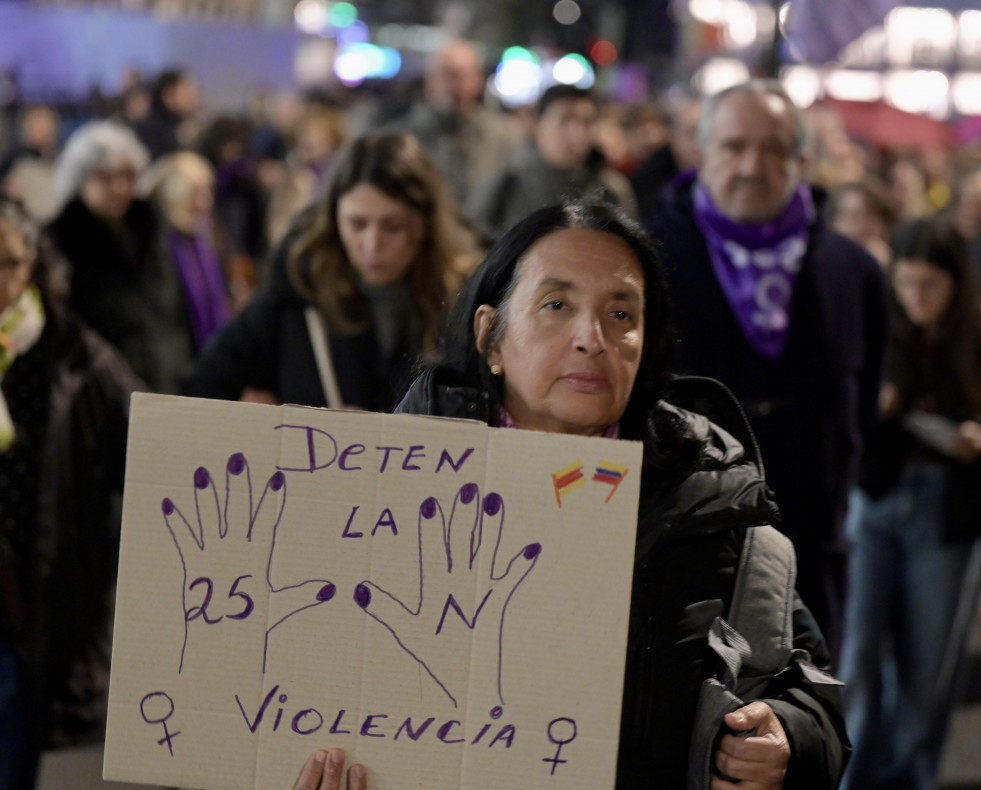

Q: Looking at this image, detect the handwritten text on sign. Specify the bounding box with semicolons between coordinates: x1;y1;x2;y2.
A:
105;395;642;790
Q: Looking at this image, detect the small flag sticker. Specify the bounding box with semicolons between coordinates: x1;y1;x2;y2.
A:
592;462;628;502
552;461;586;508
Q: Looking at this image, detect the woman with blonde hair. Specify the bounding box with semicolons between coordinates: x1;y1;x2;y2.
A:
186;133;480;412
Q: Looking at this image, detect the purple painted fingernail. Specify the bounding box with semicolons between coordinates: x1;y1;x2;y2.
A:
162;498;175;516
194;467;211;489
354;584;371;608
269;471;285;491
227;453;246;475
317;582;336;602
523;543;541;560
420;497;438;519
483;493;503;515
460;483;478;504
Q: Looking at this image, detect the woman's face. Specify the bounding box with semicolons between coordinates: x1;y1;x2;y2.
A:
168;166;214;233
476;228;645;437
337;183;424;288
892;258;955;331
79;157;137;222
0;217;36;314
832;190;884;246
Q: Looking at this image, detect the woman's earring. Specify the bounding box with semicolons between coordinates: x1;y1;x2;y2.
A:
490;364;503;376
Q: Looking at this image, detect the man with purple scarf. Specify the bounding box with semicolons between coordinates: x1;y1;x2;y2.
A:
649;80;887;662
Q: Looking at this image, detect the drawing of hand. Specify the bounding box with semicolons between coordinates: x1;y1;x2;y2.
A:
353;483;541;708
162;453;336;674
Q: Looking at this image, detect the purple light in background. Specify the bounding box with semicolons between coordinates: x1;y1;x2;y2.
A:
337;20;370;47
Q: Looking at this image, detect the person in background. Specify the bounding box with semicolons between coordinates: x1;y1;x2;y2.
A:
648;80;888;661
839;219;981;790
948;166;981;286
889;155;934;224
388;39;523;205
185;133;481;412
133;67;202;161
619;101;671;176
465;85;638;242
0;197;143;790
826;178;898;270
46;120;195;393
266;101;349;249
630;91;702;221
591;101;632;175
0;104;61;223
196;114;267;287
139;150;238;343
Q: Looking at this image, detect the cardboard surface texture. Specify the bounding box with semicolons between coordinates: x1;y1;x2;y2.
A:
105;394;642;790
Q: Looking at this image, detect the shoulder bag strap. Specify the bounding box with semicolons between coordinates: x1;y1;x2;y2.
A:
303;306;343;409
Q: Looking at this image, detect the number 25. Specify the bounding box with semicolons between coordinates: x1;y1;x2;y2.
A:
185;574;254;624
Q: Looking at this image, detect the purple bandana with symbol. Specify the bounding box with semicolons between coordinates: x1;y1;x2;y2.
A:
693;183;814;360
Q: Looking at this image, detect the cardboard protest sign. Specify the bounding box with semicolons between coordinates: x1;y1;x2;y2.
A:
105;394;643;790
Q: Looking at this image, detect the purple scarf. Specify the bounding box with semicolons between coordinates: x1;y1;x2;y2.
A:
692;183;814;360
166;229;231;350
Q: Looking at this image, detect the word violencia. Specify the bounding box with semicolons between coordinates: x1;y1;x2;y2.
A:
233;685;536;749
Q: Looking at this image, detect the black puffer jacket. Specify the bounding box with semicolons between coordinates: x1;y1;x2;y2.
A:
396;368;849;790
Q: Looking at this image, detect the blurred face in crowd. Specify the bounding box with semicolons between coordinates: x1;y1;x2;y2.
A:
831;187;887;248
0;215;35;314
164;74;202;118
296;115;339;166
698;90;805;223
337;183;424;288
20;105;59;156
892;258;954;331
671;99;702;171
954;171;981;240
475;228;645;436
889;159;927;214
425;41;485;116
536;97;598;171
165;160;214;234
79;157;138;222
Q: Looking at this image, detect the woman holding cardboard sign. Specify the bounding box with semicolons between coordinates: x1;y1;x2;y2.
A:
186;133;480;412
294;201;848;789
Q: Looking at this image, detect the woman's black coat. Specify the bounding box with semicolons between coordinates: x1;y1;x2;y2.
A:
396;367;850;790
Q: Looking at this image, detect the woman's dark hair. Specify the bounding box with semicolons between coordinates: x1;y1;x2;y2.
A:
890;218;981;416
436;200;701;473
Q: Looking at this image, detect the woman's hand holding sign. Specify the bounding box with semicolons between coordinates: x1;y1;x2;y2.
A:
293;749;366;790
161;452;336;673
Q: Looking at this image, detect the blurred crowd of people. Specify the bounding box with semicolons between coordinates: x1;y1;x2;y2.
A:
1;36;981;790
